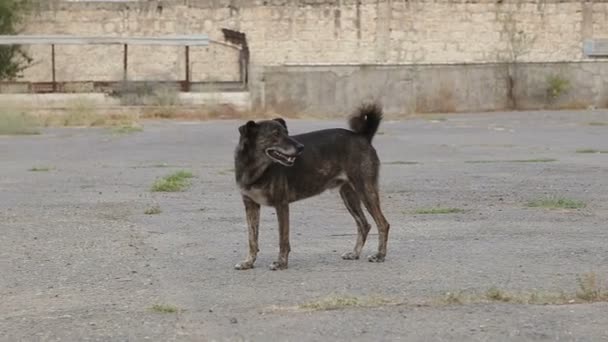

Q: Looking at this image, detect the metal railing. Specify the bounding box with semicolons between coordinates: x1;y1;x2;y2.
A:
0;34;247;93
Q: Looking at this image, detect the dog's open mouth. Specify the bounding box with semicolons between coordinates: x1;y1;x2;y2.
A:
265;148;297;166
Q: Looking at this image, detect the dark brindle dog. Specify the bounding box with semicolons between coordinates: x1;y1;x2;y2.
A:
234;103;390;270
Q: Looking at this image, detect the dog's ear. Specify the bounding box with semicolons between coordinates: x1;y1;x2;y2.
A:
238;120;257;137
273;118;287;130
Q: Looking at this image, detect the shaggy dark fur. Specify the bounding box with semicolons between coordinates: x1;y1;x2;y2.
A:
234;103;390;270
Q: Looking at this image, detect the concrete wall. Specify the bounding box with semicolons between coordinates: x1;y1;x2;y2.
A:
262;62;608;116
10;0;608;113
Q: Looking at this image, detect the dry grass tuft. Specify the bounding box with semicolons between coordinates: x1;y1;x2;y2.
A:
526;197;586;210
298;295;394;311
0;110;40;135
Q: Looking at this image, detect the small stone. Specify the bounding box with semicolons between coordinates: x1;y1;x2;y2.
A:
230;317;238;324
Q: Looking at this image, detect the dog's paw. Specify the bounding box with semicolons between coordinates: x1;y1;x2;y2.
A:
234;261;254;270
268;261;288;271
367;253;386;263
341;252;360;260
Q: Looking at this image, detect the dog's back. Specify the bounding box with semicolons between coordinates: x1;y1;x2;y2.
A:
264;104;384;203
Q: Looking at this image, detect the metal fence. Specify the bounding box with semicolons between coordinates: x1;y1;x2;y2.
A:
0;32;248;93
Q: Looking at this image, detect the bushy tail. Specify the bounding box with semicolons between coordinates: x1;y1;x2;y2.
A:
348;103;383;143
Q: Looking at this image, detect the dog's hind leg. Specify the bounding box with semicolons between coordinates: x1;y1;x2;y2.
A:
355;182;390;263
269;203;290;270
339;184;371;260
235;196;260;270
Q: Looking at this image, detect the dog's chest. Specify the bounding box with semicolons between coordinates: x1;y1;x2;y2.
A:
240;187;271;206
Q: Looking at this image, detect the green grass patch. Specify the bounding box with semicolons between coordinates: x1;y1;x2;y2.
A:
385;161;420;165
29;166;52;172
0;111;41;135
576;148;608;154
150;304;180;313
466;158;556;164
144;206;162;215
526;197;586;210
151;170;194;192
413;207;466;215
588;122;607;126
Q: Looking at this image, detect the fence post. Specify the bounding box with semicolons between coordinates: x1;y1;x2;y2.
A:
123;44;128;82
185;45;190;92
51;44;56;92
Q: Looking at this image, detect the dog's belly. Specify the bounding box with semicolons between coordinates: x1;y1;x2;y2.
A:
240;187;271;206
288;171;349;202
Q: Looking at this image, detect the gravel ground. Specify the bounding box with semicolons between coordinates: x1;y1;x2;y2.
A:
1;110;608;341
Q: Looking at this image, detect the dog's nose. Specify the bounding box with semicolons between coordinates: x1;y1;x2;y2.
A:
296;144;304;155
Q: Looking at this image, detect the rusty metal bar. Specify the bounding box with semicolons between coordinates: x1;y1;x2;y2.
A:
185;45;190;92
51;44;56;92
123;44;128;81
221;29;249;87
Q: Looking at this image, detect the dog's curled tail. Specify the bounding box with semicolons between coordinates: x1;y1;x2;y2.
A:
348;103;383;143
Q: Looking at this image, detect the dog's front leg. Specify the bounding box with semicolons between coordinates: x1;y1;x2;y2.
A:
269;203;290;270
235;196;260;270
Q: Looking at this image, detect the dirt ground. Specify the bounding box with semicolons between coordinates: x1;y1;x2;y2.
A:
1;110;608;341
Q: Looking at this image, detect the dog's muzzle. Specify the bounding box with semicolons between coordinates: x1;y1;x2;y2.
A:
265;141;304;167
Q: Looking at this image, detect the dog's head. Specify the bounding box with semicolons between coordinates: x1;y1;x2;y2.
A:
238;118;304;167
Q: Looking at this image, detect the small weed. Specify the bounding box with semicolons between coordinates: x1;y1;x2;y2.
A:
150;304;179;313
0;111;40;135
546;75;570;100
576;273;606;301
29;166;52;172
111;125;143;135
151;170;194;192
588;122;607;126
144;206;162;215
299;295;391;311
486;287;511;302
443;292;464;305
441;276;606;306
413;207;466;215
385;161;419;165
526;197;586;210
576;148;608;154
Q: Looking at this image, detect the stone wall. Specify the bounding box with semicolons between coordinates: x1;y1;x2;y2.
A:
12;0;608;112
262;62;608;116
